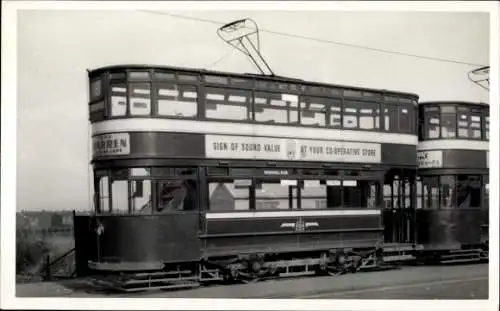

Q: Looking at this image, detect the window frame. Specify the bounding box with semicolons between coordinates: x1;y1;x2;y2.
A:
155;82;199;119
253;90;299;125
204;86;253;122
420;103;489;142
92;69;420;136
299;95;329;128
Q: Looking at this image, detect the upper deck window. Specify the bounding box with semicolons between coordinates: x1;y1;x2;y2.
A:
399;104;414;134
89;101;105;113
457;107;469;138
344;100;380;130
205;87;251;121
110;85;127;117
254;91;298;124
289;84;300;92
177;74;198;82
344;89;363;98
129;83;151;116
329;99;342;128
383;104;398;132
205;75;228;85
424;106;440;139
128;71;150;80
230;77;251;87
343;105;358;129
156;83;198;118
470;109;482;139
384;95;399;103
360;103;380;130
440;105;456;138
300;96;327;127
89;78;103;101
457;106;482;139
154;72;176;80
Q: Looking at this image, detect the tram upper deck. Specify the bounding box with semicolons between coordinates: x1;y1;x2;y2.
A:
88;64;419;170
417;101;489;171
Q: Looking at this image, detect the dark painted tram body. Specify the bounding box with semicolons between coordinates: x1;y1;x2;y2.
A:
74;65;421;284
415;101;489;261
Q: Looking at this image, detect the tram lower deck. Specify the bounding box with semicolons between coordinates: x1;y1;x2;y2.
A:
75;162;419;280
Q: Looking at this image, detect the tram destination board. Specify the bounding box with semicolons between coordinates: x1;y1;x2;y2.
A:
205;134;381;163
417;150;443;169
92;133;130;157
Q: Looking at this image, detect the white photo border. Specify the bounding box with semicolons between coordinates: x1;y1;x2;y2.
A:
2;1;498;310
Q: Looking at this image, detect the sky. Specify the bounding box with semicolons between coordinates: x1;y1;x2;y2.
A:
15;8;491;211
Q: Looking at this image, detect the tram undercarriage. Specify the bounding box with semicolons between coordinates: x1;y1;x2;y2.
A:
84;244;424;292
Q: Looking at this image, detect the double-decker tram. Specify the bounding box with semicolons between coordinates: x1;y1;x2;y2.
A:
415;101;489;263
74;64;420;291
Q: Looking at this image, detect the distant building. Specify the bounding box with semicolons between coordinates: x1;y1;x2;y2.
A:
17;211;74;232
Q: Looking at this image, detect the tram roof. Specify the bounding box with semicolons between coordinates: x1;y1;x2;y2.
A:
419;101;489;107
88;64;420;99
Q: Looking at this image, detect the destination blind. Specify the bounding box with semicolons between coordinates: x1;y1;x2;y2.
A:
92;133;131;157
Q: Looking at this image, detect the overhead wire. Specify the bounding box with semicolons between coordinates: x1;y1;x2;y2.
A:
204;46;237;69
138;9;488;68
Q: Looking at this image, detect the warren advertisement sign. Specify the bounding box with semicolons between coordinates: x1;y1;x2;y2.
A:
92;133;130;157
205;135;381;163
417;150;443;168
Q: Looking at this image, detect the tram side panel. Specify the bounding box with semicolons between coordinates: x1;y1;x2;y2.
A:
88;214;202;270
201;211;384;258
415;209;485;250
73;214;98;277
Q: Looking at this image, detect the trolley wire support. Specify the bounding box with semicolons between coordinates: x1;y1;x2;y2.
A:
217;18;275;76
468;66;490;91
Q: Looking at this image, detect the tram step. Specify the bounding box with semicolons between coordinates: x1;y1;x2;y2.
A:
279;270;316;278
119;281;200;292
128;270;193;278
448;249;482;254
383;254;415;262
440;253;481;260
439;257;481;264
120;276;199;286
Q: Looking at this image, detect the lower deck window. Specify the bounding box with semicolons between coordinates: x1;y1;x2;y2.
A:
342;180;378;208
418;175;484;209
439;176;455;209
456;175;481;208
256;180;297;210
93;168;422;213
206;178;380;211
301;180;326;209
421;176;439;209
208;180;250;211
156;180;198;212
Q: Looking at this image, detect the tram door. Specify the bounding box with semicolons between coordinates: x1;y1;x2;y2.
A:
384;170;416;244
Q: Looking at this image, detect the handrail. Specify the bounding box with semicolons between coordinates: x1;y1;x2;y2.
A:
42;247;75;281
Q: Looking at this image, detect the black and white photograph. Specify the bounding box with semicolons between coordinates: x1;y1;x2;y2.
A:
1;1;499;310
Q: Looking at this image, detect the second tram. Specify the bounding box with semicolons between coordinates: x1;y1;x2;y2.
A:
415;101;489;262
